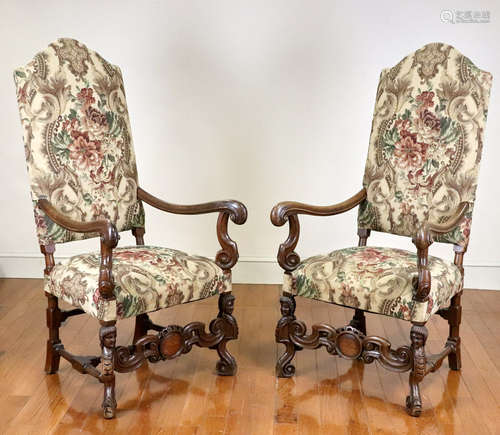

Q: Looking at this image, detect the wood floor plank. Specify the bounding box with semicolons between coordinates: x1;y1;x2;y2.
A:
330;306;371;435
428;316;491;435
294;300;321;435
0;280;499;434
314;304;347;435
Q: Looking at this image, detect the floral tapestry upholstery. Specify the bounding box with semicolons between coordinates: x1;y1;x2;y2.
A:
358;43;492;246
282;247;462;323
45;246;231;321
14;38;144;244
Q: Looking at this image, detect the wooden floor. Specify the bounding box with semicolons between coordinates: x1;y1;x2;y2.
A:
1;280;500;434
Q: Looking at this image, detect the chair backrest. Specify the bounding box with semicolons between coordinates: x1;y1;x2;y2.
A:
14;38;144;245
358;43;492;246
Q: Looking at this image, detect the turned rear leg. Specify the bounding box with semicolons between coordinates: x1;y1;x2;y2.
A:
45;293;61;374
349;309;367;335
447;292;462;370
133;313;150;344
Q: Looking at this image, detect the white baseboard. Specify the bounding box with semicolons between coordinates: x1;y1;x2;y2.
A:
0;254;498;290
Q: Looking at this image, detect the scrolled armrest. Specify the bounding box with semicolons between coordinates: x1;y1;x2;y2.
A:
37;199;119;301
137;187;247;270
137;187;247;224
270;188;367;227
412;202;469;303
270;189;367;272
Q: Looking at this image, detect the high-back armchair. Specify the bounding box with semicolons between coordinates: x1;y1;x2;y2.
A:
271;43;492;416
14;38;247;419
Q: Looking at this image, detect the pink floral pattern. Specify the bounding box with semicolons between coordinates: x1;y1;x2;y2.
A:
14;38;144;244
358;43;492;246
15;40;236;323
45;246;231;321
283;246;462;322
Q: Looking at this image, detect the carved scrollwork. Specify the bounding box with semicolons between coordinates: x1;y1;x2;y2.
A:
215;213;240;270
277;312;414;373
114;323;220;372
136;188;247;271
270;189;367;272
289;321;338;355
276;215;301;272
286;320;413;370
114;293;238;374
114;335;161;372
362;336;412;372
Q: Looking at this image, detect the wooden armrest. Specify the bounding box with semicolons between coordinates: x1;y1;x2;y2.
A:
412;202;469;303
270;188;367;227
37;199;119;301
137;187;247;224
137;187;247;270
270;189;367;272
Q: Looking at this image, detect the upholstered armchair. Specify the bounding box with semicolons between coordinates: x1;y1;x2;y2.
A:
271;43;492;416
13;38;247;419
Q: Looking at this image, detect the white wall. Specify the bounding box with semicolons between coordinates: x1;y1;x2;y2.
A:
0;0;499;289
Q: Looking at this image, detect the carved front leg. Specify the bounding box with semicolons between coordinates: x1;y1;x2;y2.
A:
100;323;117;419
276;294;298;377
214;292;238;375
406;324;428;417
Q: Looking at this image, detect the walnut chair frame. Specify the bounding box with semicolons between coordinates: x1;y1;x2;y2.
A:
271;189;466;416
270;43;491;417
40;191;246;419
13;38;247;420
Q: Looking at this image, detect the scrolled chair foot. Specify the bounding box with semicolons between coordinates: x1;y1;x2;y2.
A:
276;349;296;378
215;345;237;376
102;395;117;419
406;393;422;417
103;409;115;419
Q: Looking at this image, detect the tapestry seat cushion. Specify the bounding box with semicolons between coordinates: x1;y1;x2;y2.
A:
44;246;231;321
282;246;462;323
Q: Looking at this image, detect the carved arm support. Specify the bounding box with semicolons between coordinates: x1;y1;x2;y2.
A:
411;202;469;302
270;188;367;271
37;199;119;301
137;187;247;270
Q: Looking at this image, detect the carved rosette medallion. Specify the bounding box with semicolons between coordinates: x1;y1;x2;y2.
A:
336;326;364;359
158;325;186;359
